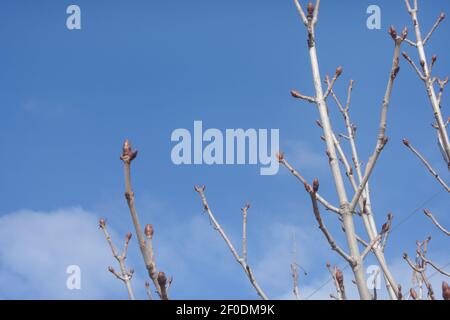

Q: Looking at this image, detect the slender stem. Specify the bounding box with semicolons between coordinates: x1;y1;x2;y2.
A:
402;139;450;192
423;209;450;236
241;204;249;263
100;221;136;300
291;263;301;300
194;186;269;300
405;4;450;167
294;1;371;299
349;34;403;212
120;140;166;299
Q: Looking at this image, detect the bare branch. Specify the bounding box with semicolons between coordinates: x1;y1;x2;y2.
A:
404;3;450;166
327;263;346;300
361;234;382;260
423;13;446;45
402;51;426;80
194;186;269;300
403;38;417;47
241;203;250;263
423;209;450;236
402;139;450;193
304;180;354;264
291;263;301;300
278;154;341;214
99;219;136;300
403;253;424;273
290;90;316;103
349;31;404;212
323;67;343;100
120;139;167;299
294;0;308;25
418;251;450;277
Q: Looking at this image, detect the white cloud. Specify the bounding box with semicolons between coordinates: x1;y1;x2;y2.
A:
0;207;145;299
1;206;446;300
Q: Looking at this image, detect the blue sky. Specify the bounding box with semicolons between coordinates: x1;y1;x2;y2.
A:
0;0;449;299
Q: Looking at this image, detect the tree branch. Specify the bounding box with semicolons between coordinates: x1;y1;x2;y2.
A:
423;13;446;45
99;219;136;300
304;180;354;264
423;209;450;236
278;154;341;214
120;139;167;299
349;30;405;212
194;185;269;300
402;139;450;193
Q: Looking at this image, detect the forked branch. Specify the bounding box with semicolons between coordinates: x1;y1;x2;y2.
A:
194;185;268;300
99;219;136;300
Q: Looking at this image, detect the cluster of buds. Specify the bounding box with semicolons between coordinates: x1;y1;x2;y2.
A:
388;26;408;41
120;139;138;163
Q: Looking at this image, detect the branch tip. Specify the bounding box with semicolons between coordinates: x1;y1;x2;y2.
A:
276;152;284;162
120;139;138;163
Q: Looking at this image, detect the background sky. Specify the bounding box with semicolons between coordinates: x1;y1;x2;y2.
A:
0;0;449;300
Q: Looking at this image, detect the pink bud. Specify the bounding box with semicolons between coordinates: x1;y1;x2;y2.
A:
145;224;154;238
313;178;319;193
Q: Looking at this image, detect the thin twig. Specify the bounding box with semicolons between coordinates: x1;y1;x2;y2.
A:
304;180;354;264
120;139;167;299
423;13;446;45
423;209;450;236
194;185;269;300
278;154;341;214
349;30;405;212
99;219;136;300
402;139;450;193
